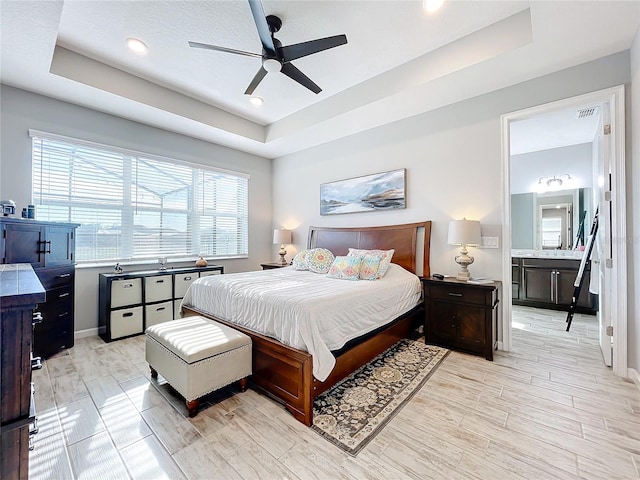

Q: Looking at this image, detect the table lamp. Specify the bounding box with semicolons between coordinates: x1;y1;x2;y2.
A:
273;229;292;265
448;219;481;280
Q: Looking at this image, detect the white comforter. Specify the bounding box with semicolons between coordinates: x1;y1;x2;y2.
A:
181;263;421;381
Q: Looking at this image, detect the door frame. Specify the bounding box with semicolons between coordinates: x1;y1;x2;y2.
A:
500;85;627;378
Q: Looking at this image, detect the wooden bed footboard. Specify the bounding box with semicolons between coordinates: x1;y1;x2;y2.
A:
181;304;422;426
182;305;315;424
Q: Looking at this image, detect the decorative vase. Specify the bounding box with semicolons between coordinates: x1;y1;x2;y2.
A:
195;256;208;267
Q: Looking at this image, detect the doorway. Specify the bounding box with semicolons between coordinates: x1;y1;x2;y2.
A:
500;85;628;378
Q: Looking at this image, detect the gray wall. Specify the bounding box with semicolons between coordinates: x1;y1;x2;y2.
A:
510;143;593;195
272;51;634;365
0;85;273;332
511;193;535;249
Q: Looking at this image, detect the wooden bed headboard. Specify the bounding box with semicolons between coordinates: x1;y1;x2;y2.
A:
308;221;432;277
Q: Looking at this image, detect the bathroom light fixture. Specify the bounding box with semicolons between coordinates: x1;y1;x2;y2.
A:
249;96;264;106
126;38;148;55
537;174;572;192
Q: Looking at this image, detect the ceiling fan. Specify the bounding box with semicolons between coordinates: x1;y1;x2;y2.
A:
189;0;347;95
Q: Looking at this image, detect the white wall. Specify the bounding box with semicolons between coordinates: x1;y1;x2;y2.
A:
273;51;632;347
629;26;640;377
0;85;273;332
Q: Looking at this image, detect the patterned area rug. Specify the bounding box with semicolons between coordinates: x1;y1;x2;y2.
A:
311;339;449;456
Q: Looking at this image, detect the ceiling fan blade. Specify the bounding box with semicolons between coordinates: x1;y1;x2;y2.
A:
247;0;276;55
188;41;262;58
244;67;268;95
281;63;321;94
279;35;347;62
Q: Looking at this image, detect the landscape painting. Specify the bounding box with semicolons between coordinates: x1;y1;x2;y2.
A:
320;169;406;215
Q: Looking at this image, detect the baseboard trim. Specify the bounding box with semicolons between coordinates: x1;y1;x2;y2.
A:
628;368;640;392
496;341;504;351
75;327;98;339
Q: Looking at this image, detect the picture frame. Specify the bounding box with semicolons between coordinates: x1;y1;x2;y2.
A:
320;169;406;215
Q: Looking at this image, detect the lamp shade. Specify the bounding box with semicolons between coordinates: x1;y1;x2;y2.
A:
273;229;292;245
448;219;481;246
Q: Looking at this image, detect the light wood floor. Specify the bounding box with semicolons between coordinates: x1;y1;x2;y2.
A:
30;307;639;479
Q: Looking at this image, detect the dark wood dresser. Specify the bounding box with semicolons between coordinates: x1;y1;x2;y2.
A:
0;218;79;358
422;277;500;361
1;263;46;480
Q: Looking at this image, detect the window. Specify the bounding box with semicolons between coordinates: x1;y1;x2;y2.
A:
541;217;562;248
31;131;249;263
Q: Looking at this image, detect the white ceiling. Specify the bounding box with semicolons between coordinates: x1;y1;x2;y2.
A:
510;104;601;155
1;1;639;159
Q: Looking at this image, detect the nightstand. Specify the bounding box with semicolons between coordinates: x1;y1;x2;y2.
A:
260;262;289;270
422;277;500;361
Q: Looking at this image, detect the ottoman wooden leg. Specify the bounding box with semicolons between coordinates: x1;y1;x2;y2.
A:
150;366;158;379
239;377;248;392
186;399;200;418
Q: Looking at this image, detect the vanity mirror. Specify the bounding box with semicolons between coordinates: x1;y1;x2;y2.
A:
511;187;592;250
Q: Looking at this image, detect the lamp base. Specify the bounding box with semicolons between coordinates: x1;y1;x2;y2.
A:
454;246;474;282
278;245;288;265
456;269;471;281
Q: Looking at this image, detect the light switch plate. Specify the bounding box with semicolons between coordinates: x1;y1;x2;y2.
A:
480;236;499;248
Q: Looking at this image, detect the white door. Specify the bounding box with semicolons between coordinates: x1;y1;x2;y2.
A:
594;104;612;366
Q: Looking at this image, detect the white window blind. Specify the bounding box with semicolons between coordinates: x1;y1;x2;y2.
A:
31;131;249;263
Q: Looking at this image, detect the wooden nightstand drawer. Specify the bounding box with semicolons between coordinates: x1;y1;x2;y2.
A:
428;283;486;305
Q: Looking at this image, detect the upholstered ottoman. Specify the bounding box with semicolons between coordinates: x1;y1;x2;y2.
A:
145;315;252;417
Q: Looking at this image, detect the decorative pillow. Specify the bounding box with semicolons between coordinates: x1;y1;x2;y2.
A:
358;254;383;280
326;256;363;281
304;248;335;274
292;249;310;270
348;248;395;278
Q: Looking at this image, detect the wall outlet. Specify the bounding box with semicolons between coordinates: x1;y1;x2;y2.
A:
480;236;500;248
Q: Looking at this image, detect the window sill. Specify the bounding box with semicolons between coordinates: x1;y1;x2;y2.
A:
76;255;248;270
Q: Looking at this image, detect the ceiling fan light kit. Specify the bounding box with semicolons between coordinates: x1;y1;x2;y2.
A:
189;0;347;95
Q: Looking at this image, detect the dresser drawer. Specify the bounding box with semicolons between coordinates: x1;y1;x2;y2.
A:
174;272;198;298
111;278;142;308
110;306;143;339
145;301;173;328
37;266;75;290
428;283;486;305
144;275;172;303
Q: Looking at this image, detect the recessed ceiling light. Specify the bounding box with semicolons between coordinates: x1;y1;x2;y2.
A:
249;96;263;106
126;38;148;55
423;0;445;13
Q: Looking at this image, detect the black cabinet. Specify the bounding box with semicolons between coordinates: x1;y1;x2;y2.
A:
99;265;224;342
1;218;78;358
513;257;597;314
423;277;500;361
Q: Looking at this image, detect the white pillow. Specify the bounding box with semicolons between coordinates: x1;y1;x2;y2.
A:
348;248;395;278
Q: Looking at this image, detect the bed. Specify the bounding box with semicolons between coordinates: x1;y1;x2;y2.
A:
181;221;432;426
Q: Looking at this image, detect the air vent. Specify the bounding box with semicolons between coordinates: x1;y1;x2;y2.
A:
576;106;599;119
